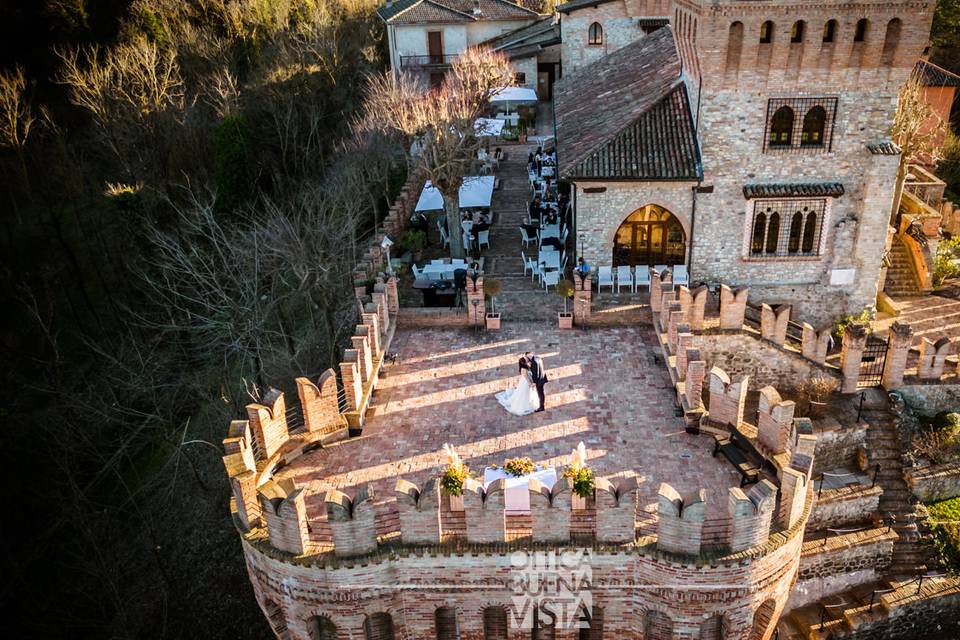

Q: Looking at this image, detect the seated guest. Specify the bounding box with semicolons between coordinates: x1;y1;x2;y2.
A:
528;196;542;220
576;257;590;278
544;207;558;225
494;147;503;159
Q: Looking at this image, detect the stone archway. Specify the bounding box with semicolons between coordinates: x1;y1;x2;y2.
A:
612;204;687;268
749;599;778;640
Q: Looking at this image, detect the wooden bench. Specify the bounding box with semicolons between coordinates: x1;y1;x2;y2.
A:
712;427;762;487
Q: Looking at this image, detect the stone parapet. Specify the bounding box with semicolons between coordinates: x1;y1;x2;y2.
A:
325;486;377;557
657;483;706;556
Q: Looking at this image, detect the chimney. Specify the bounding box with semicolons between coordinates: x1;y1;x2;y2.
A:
473;0;482;16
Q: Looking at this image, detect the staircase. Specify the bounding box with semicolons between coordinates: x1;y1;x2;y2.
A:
777;574;960;639
884;241;922;298
863;407;935;575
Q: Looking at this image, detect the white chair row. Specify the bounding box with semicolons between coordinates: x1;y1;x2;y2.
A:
462;230;490;251
595;265;688;292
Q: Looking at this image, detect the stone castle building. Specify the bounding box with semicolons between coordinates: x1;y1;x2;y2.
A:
555;0;936;323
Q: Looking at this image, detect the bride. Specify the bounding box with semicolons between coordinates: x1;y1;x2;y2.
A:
496;358;540;416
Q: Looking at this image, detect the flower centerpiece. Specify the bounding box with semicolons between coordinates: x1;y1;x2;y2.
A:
503;456;536;477
563;442;594;509
441;444;471;510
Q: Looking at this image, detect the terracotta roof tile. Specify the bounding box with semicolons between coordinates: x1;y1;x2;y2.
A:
379;0;537;24
742;183;845;199
555;27;701;181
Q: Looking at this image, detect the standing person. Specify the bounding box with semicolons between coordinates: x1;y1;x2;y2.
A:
527;351;548;412
535;147;543;177
496;355;539;416
576;257;590;279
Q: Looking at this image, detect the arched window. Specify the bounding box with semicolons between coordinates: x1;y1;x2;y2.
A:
801;106;827;146
588;22;603;46
578;606;604;640
435;607;460;640
788;211;803;253
307;616;338;640
854;18;869;42
881;18;902;65
483;606;508;640
364;612;396;640
751;212;767;254
760;20;774;44
823;19;837;43
791;20;805;43
802;211;818;253
770;106;794;147
765;212;780;254
726;22;744;72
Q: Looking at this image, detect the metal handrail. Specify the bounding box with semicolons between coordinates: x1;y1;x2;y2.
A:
399;54;459;68
820;522;881;546
816;464;881;499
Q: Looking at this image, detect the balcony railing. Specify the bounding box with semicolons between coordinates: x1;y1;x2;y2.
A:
399;54;459;69
904;163;946;208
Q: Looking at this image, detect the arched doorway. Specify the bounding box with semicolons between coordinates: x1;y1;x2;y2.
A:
613;205;686;268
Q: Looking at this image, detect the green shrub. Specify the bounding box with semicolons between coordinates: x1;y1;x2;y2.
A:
931;521;960;574
932;411;960;432
833;308;874;340
929;497;960;522
933;236;960;287
400;229;426;254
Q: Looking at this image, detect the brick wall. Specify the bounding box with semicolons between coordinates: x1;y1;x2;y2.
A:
808;484;883;531
798;528;896;583
905;461;960;503
694;331;840;389
240;506;806;640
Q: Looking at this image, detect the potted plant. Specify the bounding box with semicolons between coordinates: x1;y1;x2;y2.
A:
441;444;470;511
556;279;575;329
503;456;536;477
484;278;502;330
564;442;593;510
800;375;838;418
400;228;427;263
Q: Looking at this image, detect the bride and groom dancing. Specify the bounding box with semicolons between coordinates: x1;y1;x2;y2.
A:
496;351;549;416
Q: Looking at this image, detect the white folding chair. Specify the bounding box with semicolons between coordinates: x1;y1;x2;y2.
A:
478;230;490;250
673;265;689;286
560;227;569;245
436;218;444;233
461;221;473;234
520;227;535;248
411;264;424;281
542;270;560;290
521;251;535;278
439;225;450;248
616;265;635;293
635;266;651;289
560;254;568;275
597;266;614;292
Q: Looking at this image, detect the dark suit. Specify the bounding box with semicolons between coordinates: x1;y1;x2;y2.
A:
529;357;547;411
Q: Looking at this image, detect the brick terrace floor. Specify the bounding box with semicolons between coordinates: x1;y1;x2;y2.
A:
277;323;742;543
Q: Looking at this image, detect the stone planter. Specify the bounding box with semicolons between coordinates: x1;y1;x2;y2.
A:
558;312;573;329
571;493;588;511
486;313;501;330
808;400;828;418
448;492;465;512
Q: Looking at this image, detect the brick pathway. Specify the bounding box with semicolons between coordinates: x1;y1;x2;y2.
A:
277;324;742;543
875;292;960;373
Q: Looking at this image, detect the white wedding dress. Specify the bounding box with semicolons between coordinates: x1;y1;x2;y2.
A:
496;371;540;416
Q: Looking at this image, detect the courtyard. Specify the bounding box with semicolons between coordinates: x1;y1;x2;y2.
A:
276;323;742;547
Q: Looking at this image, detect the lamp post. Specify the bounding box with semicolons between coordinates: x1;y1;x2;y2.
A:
381;235;394;276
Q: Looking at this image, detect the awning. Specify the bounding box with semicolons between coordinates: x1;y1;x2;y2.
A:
743;182;845;199
415;176;495;211
475;117;506;136
489;86;538;104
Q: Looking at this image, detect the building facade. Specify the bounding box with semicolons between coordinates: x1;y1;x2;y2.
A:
378;0;540;88
556;0;936;324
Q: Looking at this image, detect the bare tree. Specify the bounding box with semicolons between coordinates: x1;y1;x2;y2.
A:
357;48;513;258
0;65;37;195
891;70;947;220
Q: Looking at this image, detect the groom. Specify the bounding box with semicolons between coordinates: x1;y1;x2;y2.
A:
525;351;548;412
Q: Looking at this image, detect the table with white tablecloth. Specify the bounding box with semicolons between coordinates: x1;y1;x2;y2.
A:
415;176;495;212
482;466;557;512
